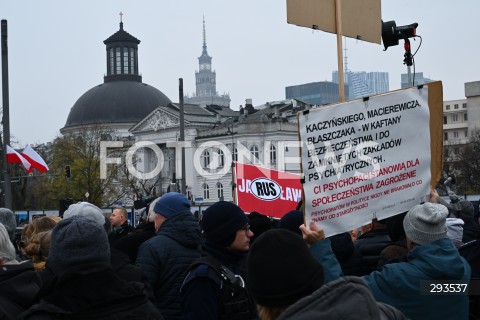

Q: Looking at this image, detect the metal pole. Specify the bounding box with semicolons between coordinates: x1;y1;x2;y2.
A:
335;0;345;102
179;78;186;195
1;20;11;209
407;65;412;87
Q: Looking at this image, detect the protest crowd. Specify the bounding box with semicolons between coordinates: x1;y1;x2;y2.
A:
0;188;478;320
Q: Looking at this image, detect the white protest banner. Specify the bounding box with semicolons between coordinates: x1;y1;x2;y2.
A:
298;87;431;237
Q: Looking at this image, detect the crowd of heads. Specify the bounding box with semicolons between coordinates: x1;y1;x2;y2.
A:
0;189;478;319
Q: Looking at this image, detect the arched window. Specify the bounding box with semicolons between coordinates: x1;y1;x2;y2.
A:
217;182;224;200
202;150;210;168
218;149;225;167
250;145;259;164
270;144;277;164
203;183;210;199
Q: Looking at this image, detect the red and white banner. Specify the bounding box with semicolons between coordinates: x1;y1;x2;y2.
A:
21;145;49;173
234;162;302;219
6;145;31;171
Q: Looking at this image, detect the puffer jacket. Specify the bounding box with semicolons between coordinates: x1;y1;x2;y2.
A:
362;238;471;320
136;211;202;320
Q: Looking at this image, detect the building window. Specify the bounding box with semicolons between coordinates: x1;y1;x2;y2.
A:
454;147;459;155
446;105;450;110
465;129;469;138
203;183;210;199
129;48;135;74
454;104;459;109
217;182;224;200
202;150;210;168
250;145;259;164
444;132;448;141
443;116;447;125
123;47;128;74
218;149;225;167
463;103;467;108
109;48;114;74
464;113;468;121
270;144;276;164
115;48;121;74
453;131;459;139
453;114;458;122
232;144;237;162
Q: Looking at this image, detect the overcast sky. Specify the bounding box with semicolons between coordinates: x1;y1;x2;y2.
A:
2;0;479;146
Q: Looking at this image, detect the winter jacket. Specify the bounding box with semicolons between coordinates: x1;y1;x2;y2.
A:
0;260;41;320
181;242;257;320
310;239;344;283
362;238;471;320
136;211;202;320
108;221;135;246
18;266;163;320
114;222;156;263
355;229;392;275
277;276;405;320
329;232;364;276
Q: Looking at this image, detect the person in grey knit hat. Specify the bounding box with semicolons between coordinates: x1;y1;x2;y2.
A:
63;202;105;227
47;215;111;274
403;202;448;246
20;215;163;319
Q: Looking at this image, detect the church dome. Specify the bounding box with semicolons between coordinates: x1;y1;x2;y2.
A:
64;81;171;127
63;20;171;129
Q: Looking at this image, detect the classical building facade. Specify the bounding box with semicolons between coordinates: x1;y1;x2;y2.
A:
131;99;311;204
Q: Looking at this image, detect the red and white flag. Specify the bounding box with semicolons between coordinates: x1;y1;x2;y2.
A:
6;145;31;171
21;145;49;173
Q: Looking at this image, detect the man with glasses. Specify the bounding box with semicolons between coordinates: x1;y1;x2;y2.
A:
181;201;257;320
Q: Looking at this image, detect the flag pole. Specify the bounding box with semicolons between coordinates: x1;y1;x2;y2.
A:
1;20;12;208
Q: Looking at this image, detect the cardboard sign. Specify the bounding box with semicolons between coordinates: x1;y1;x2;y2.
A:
298;85;441;237
235;162;302;219
287;0;381;44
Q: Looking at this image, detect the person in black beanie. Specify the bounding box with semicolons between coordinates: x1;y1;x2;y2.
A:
181;201;257;320
247;228;405;320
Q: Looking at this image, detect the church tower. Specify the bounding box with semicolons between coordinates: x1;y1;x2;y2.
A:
185;17;230;107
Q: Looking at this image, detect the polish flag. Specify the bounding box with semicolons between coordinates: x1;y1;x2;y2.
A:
6;145;31;171
21;145;49;173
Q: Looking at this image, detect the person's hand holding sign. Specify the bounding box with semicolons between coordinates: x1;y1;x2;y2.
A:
300;222;325;245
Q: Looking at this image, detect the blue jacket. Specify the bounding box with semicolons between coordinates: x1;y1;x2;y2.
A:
136;211;201;320
362;238;471;320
